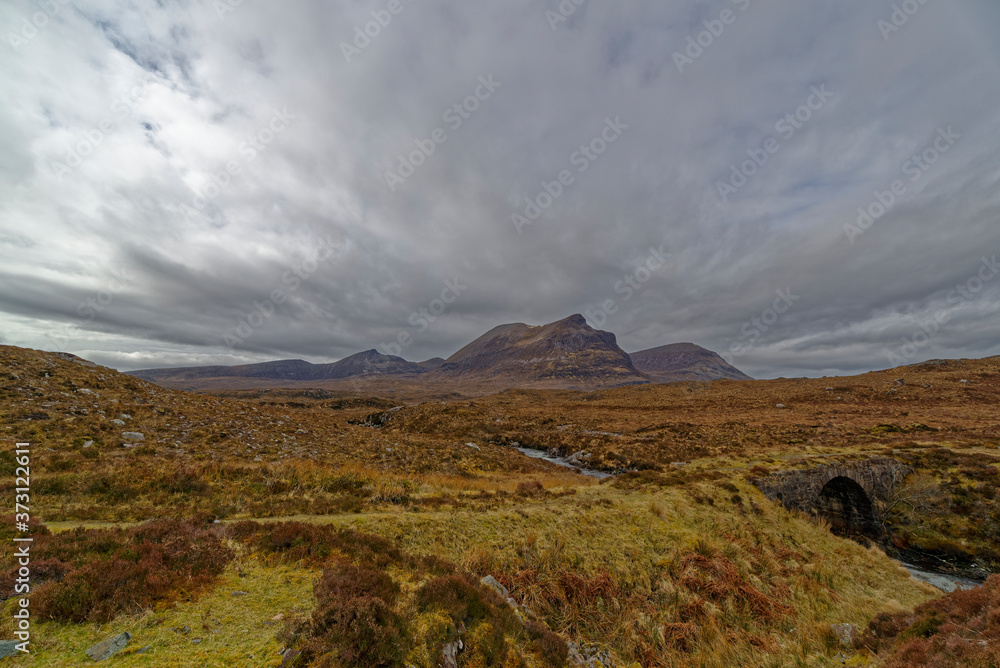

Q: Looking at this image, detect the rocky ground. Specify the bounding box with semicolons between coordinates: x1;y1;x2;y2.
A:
1;344;999;666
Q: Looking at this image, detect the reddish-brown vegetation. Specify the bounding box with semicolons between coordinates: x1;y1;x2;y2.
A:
861;575;1000;666
1;518;232;622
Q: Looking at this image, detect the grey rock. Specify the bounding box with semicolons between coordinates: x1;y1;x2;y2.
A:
120;414;133;420
0;640;21;659
831;623;858;648
231;590;249;597
893;378;906;387
85;632;131;661
776;403;787;409
121;432;145;441
441;639;463;668
567;640;615;667
480;575;509;599
111;419;126;426
83;440;94;448
280;648;301;666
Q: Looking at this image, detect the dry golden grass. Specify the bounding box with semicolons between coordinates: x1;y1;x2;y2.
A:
2;344;999;665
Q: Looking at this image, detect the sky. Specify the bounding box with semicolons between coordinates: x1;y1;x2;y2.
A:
1;0;999;379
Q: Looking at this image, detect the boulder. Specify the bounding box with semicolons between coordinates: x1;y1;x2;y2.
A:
0;641;20;659
830;623;858;648
480;575;509;599
85;632;131;661
122;432;145;441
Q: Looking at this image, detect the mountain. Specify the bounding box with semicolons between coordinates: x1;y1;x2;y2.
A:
628;343;753;382
129;317;747;393
417;357;446;370
131;350;424;384
438;314;647;387
131;359;321;382
326;349;426;378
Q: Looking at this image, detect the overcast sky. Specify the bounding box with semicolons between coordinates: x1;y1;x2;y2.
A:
1;0;999;379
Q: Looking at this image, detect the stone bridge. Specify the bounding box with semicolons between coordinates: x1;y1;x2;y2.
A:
751;458;913;538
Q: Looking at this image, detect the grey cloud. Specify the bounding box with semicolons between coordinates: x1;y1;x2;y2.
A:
1;0;999;377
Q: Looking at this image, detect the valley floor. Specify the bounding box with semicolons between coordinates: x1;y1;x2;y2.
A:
2;345;1000;666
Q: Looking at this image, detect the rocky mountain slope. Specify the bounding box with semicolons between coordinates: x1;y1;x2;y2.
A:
131;349;425;384
437;314;646;387
629;342;753;382
130;316;753;393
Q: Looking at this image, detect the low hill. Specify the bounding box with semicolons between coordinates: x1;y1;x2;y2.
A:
629;342;752;382
131;349;424;384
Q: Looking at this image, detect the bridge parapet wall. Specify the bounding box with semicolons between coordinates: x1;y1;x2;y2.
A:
751;458;913;514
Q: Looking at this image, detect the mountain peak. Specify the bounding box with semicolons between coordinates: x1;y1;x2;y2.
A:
440;315;645;387
557;313;588;327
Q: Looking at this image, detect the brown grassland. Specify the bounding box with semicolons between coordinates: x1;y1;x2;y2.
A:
1;345;999;666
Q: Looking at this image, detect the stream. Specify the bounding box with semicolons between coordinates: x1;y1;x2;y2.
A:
898;562;981;593
514;446;613;479
513;446;982;592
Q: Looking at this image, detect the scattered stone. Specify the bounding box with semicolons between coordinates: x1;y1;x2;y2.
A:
280;648;301;666
120;413;133;420
271;613;285;621
83;440;94;448
191;638;203;644
122;432;145;441
77;388;94;394
481;575;509;599
830;623;858;648
441;639;463;668
893;378;906;387
776;404;787;409
960;379;970;384
173;625;191;635
567;640;615;667
111;419;126;427
825;387;834;391
465;442;481;450
85;632;131;661
231;591;249;597
0;641;19;659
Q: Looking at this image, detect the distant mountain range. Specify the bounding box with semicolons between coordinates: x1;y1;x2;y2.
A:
130;314;751;392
